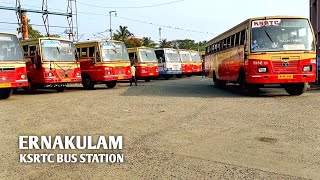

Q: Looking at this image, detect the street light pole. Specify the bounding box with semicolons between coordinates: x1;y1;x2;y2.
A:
109;10;117;40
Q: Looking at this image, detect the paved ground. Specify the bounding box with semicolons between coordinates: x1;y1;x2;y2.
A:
0;76;320;180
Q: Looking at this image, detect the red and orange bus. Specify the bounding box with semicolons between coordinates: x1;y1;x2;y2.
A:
178;49;193;77
21;37;81;93
75;40;132;89
190;50;202;75
205;16;316;95
0;33;28;99
128;47;159;82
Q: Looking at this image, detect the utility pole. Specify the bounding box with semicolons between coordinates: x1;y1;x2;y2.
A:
74;0;79;42
109;10;117;40
159;27;162;43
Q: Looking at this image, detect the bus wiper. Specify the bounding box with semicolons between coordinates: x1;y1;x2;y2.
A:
264;30;274;43
56;47;61;54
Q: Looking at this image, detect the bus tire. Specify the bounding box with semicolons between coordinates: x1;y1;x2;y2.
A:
284;83;308;96
82;76;94;90
145;78;151;82
25;78;37;94
176;74;182;78
106;81;117;89
186;74;192;77
0;88;13;99
56;86;67;92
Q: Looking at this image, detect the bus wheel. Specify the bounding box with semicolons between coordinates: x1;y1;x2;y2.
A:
56;86;67;92
186;74;192;77
176;74;182;78
106;81;117;89
82;76;94;90
284;83;308;96
145;78;151;82
0;88;13;99
25;79;37;94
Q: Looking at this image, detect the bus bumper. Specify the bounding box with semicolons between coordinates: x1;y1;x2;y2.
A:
159;70;182;75
117;75;132;80
247;74;316;84
0;80;28;88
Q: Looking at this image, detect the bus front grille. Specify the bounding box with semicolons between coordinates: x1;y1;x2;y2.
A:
272;61;299;74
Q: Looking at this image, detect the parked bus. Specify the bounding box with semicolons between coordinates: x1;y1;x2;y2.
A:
76;40;132;89
205;16;316;95
155;48;182;79
128;47;159;82
21;37;81;93
190;50;202;75
178;49;193;77
0;33;28;99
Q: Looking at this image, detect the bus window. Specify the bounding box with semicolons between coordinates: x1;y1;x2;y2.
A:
81;48;87;57
235;32;240;46
240;30;246;45
155;50;164;63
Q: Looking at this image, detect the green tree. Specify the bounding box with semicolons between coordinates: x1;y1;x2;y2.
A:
142;37;156;48
124;38;142;48
159;39;172;48
113;26;133;41
27;19;43;39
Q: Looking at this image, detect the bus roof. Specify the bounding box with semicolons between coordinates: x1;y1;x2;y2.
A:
207;16;309;45
20;37;73;45
127;46;155;51
0;32;18;37
76;39;123;46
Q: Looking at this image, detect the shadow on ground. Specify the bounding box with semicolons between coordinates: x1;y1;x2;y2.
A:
121;77;290;98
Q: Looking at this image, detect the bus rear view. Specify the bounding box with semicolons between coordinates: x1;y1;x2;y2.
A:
0;33;27;99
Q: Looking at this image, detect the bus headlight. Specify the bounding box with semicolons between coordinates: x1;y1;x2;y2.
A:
303;65;312;72
20;74;26;79
258;67;268;73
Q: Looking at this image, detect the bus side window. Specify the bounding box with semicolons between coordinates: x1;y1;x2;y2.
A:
89;46;97;62
81;48;87;57
29;46;36;64
235;32;240;46
23;45;28;56
240;29;246;45
129;52;135;61
155;50;164;63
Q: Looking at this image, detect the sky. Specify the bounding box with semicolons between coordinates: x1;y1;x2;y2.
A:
0;0;310;43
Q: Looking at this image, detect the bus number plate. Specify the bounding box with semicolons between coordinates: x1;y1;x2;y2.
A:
0;83;11;88
118;76;124;80
278;74;293;79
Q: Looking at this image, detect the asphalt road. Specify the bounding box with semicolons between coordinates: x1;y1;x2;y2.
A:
1;76;320;179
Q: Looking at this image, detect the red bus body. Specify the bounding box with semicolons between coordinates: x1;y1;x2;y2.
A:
205;16;316;95
179;50;193;77
128;47;159;82
21;37;82;93
76;40;132;89
190;50;202;74
0;33;28;99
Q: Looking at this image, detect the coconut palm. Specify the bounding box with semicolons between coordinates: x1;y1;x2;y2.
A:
113;26;133;41
142;37;156;48
159;39;172;48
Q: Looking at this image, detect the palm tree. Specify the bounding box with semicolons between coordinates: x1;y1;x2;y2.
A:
142;37;156;48
113;26;133;41
159;39;172;48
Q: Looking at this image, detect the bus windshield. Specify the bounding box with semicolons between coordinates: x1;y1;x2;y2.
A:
0;34;23;62
165;49;180;62
100;42;129;62
191;52;201;62
41;40;76;62
180;51;192;62
139;49;157;62
251;18;315;52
